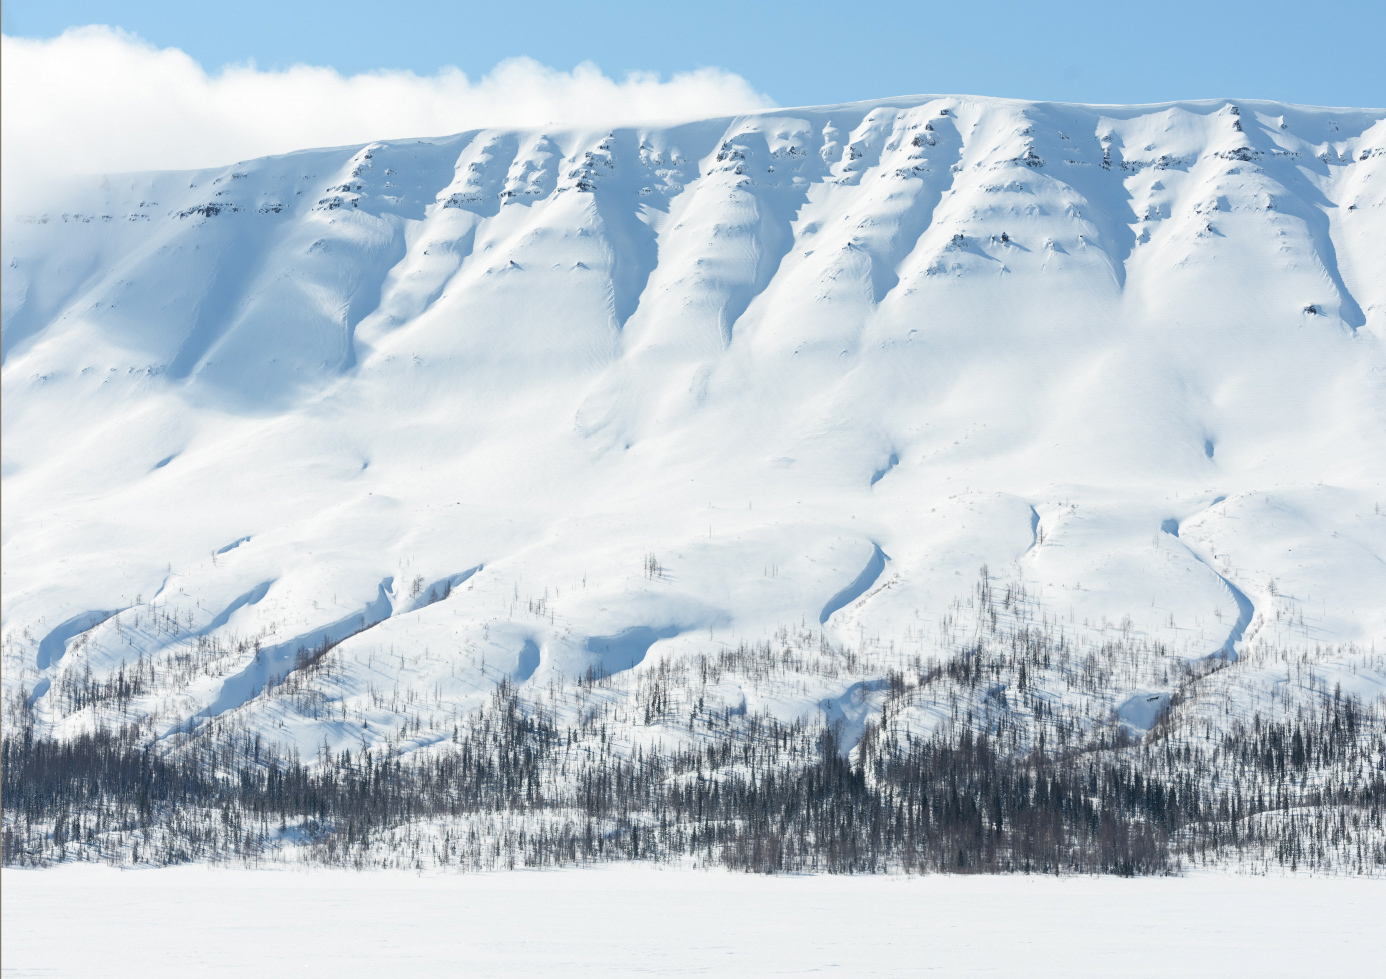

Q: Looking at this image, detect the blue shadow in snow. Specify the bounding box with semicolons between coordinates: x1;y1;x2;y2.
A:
585;626;679;675
514;639;541;682
202;580;274;634
194;578;394;725
1219;578;1256;657
870;453;899;487
36;609;123;671
1161;519;1253;659
819;544;889;625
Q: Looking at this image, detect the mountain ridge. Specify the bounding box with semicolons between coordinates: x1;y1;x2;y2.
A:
3;93;1384;763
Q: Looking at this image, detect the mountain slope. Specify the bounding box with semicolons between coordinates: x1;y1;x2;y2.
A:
3;95;1385;764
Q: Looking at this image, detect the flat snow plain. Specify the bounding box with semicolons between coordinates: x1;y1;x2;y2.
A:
3;865;1382;977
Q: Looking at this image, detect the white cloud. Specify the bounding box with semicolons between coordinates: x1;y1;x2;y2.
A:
1;26;775;209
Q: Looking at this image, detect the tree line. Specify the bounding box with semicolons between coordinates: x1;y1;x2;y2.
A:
4;679;1382;874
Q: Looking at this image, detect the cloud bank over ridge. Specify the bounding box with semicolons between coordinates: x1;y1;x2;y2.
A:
0;26;774;209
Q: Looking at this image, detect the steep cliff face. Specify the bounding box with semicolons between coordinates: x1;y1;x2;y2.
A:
3;95;1384;755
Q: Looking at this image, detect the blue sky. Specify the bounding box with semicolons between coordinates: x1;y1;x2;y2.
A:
4;0;1383;108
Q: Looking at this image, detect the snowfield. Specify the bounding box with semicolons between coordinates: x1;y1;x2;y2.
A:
3;865;1383;978
4;94;1384;756
2;95;1385;875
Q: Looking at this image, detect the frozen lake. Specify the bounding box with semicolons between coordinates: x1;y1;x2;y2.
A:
3;865;1382;977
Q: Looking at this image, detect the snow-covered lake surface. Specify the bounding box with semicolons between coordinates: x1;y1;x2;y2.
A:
3;865;1382;977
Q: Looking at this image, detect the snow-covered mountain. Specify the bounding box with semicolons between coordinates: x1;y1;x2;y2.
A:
4;94;1385;761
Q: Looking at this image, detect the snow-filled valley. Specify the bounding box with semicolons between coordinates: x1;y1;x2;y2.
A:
3;94;1385;872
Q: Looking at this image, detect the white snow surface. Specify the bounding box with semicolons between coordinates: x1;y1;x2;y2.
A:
3;865;1383;977
3;94;1386;753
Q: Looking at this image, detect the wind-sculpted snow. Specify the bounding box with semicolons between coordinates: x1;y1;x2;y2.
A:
199;579;274;635
819;543;889;625
585;625;681;675
191;577;396;729
35;609;123;671
2;94;1385;765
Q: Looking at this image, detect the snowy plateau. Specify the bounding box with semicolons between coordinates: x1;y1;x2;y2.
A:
3;94;1386;874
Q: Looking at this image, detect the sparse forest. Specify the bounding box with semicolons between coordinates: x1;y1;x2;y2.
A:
6;570;1383;875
